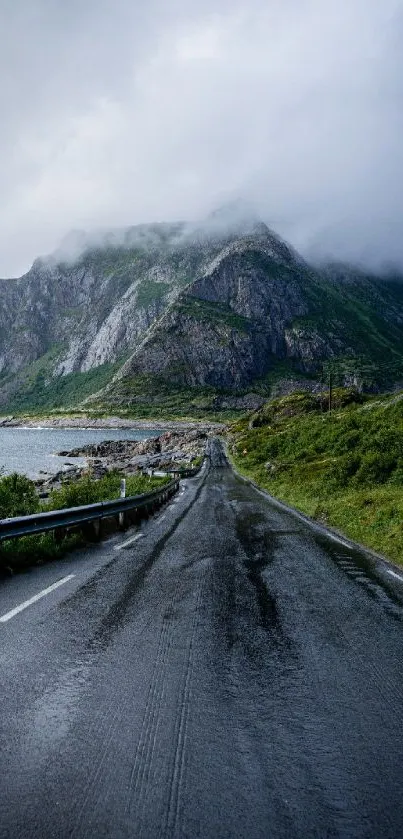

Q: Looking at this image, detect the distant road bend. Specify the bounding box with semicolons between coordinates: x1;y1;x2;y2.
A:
1;439;403;839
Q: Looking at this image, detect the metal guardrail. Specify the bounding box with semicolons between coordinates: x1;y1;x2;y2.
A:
0;479;179;543
164;466;201;478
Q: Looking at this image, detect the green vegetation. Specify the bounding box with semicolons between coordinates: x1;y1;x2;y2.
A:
249;359;318;395
136;279;169;308
229;389;403;564
0;469;169;570
0;472;40;517
301;274;403;369
178;295;251;332
78;245;146;277
190;455;203;468
92;373;242;421
0;344;65;392
46;470;168;510
5;360;124;413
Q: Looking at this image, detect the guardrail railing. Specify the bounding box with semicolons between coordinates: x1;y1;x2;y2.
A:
164;466;201;478
0;478;179;543
0;455;207;548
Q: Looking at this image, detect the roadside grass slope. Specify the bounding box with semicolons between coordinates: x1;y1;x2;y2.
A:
229;389;403;564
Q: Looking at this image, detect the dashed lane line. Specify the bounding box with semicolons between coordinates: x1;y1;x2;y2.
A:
114;533;144;551
0;575;76;623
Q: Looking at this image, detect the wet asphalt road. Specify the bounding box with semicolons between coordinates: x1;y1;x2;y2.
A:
1;440;403;839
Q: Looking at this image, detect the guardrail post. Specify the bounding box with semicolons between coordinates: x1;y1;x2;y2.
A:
54;527;66;544
80;520;101;542
119;479;126;529
93;519;101;541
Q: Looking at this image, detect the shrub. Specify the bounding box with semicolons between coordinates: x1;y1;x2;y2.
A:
333;430;361;455
46;470;169;511
330;454;361;488
0;470;170;571
353;452;398;486
0;473;40;518
389;461;403;486
230;389;403;563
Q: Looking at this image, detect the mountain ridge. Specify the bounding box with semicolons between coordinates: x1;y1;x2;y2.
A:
0;213;402;415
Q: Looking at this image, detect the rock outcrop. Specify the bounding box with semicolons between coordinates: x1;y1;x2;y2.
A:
57;429;208;475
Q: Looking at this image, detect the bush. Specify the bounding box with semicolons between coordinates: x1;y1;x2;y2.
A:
333;430;361;455
0;473;40;518
331;454;361;488
230;389;403;563
389;461;403;486
353;452;398;486
46;473;116;510
46;470;169;511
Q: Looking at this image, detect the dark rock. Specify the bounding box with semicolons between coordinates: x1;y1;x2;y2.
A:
57;429;208;474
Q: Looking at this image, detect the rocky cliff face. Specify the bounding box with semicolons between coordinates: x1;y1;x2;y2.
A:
0;223;242;407
98;227;403;404
1;215;403;412
111;234;308;389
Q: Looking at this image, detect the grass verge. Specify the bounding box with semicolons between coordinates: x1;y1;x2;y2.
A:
228;389;403;565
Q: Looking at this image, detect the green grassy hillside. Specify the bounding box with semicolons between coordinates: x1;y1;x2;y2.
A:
88;373;241;421
229;389;403;564
1;358;124;413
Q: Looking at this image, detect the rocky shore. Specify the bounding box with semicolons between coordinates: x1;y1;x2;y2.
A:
60;428;208;471
35;428;212;496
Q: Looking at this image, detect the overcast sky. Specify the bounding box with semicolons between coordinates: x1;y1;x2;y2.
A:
1;0;402;276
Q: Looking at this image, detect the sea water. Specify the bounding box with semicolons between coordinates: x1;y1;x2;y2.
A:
0;427;160;479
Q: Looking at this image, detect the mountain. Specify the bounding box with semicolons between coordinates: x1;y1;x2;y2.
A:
0;221;242;410
0;213;403;415
93;227;403;412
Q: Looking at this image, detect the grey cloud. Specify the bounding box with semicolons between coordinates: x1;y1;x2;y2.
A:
0;0;402;276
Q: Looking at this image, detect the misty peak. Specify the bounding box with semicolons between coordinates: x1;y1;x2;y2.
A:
42;207;279;271
53;229;91;263
202;199;269;237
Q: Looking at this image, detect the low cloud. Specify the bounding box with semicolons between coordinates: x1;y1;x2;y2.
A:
0;0;402;276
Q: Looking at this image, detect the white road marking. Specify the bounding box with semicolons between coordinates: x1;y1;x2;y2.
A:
0;575;76;623
159;515;166;522
114;533;144;551
385;568;403;582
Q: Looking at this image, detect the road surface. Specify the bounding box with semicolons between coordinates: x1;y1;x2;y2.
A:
0;440;403;838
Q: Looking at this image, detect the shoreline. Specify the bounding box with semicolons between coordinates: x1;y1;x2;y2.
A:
0;421;219;485
0;415;225;432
